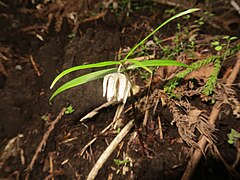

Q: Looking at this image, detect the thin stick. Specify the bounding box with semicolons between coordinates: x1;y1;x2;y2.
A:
49;153;54;180
29;55;42;77
0;1;8;8
181;52;240;180
25;108;66;180
86;120;134;180
80;101;115;122
231;0;240;15
158;116;163;140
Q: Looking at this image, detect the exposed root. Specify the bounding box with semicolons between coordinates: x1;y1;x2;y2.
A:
181;52;240;180
86;120;134;180
232;140;240;168
25;108;66;180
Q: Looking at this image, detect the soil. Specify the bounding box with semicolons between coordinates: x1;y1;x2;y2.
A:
0;1;240;180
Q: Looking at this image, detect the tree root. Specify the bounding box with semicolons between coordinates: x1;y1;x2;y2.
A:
181;52;240;180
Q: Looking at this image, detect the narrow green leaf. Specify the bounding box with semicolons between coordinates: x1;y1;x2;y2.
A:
123;8;200;61
128;59;152;74
230;36;238;41
50;61;120;89
127;59;189;69
49;68;117;102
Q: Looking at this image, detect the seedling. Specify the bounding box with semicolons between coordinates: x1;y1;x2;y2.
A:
114;158;130;174
211;41;223;51
211;36;238;52
65;105;75;115
114;158;130;166
227;129;240;145
68;33;76;39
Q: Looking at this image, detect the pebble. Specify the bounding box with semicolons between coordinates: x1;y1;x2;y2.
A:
15;65;22;70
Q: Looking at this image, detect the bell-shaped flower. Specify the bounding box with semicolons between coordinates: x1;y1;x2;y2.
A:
103;73;131;104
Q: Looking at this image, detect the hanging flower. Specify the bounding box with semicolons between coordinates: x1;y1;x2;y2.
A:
103;73;131;104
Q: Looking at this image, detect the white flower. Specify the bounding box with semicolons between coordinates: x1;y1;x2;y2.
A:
103;73;131;104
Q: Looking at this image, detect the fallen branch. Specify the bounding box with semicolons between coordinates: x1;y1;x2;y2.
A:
181;52;240;180
86;120;134;180
25;108;66;180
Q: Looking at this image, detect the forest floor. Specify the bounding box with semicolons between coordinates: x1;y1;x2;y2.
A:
0;0;240;179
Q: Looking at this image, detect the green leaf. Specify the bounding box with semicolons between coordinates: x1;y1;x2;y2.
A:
215;45;222;51
230;36;238;41
231;129;240;138
211;41;219;46
50;61;121;89
50;68;117;102
127;59;152;74
123;8;200;61
227;133;233;139
65;105;74;114
114;159;130;167
127;59;189;69
228;139;234;144
222;35;230;40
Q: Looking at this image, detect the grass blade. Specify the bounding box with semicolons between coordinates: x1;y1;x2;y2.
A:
49;68;117;102
50;61;121;89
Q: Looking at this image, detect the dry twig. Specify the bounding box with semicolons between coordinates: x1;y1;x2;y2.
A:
25;108;66;180
181;52;240;180
29;55;42;76
80;101;115;122
158;116;163;140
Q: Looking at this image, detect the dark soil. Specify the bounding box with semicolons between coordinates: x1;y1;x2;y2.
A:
0;1;240;180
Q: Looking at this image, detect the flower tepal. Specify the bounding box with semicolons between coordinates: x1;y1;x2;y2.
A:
103;73;131;104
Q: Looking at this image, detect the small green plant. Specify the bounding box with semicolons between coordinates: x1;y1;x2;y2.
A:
227;129;240;145
164;37;240;97
211;40;223;51
114;158;130;166
65;105;75;115
194;17;205;26
68;33;76;39
50;9;200;102
114;158;130;174
211;36;238;52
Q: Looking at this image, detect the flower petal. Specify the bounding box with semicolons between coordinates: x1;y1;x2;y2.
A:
123;80;131;104
103;74;110;97
106;74;116;101
117;73;127;101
